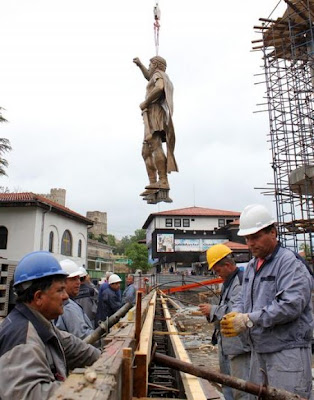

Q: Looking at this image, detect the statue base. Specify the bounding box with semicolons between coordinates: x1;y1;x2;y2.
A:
140;188;173;204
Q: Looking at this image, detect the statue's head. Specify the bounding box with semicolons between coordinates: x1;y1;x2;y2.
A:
149;56;167;72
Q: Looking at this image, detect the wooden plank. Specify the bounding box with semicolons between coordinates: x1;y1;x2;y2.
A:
135;291;142;346
122;348;132;400
160;294;208;400
133;291;157;398
153;331;192;336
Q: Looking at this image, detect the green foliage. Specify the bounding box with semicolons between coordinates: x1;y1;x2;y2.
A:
125;242;149;272
0;107;7;123
115;235;132;255
98;233;107;244
131;229;146;241
108;229;147;258
88;232;96;240
0;138;12;177
299;243;312;260
107;234;117;248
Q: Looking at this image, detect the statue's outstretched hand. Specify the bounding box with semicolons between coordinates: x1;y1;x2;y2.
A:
133;57;141;66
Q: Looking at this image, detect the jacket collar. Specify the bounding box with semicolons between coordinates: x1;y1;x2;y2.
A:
15;303;57;344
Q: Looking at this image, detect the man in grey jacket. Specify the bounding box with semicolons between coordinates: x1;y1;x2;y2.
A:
199;244;250;400
0;251;100;400
221;204;313;399
55;259;94;340
122;274;136;305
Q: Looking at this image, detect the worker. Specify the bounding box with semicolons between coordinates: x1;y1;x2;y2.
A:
133;56;178;195
95;271;114;326
55;259;94;340
221;204;313;399
75;266;98;326
98;273;122;321
122;274;136;305
0;251;100;400
199;244;250;400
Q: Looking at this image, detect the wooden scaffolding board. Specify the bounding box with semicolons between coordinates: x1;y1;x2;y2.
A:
133;291;157;398
160;294;208;400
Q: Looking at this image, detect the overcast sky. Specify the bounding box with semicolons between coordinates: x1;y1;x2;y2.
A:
0;0;286;238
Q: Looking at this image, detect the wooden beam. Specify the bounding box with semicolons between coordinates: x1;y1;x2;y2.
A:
133;291;156;398
160;294;208;400
122;348;132;400
135;291;142;347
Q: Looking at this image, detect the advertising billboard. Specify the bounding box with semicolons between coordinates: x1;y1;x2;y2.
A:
156;233;175;253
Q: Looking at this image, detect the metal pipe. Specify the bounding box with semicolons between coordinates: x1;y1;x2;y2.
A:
153;352;306;400
83;302;133;345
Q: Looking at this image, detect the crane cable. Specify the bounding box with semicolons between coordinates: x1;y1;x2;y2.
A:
153;2;161;56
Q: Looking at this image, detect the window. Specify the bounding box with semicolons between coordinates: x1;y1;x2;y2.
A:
174;219;181;227
218;219;225;227
78;239;82;257
49;231;54;253
0;226;8;249
183;219;190;227
165;218;172;227
226;219;234;225
61;230;72;256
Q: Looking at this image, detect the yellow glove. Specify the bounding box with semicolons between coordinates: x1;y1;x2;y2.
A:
220;312;250;337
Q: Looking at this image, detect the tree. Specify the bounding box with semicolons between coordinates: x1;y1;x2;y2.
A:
115;235;132;255
299;243;312;261
125;242;149;272
131;229;146;242
0;107;6;123
0;108;11;177
107;234;117;248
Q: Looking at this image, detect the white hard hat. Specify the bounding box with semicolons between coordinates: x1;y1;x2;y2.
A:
105;271;113;279
108;274;122;285
60;259;82;278
238;204;275;236
79;266;88;277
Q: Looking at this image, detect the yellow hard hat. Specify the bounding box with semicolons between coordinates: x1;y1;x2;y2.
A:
206;244;232;270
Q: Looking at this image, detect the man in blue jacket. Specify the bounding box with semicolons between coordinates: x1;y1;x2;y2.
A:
221;204;313;399
99;274;122;320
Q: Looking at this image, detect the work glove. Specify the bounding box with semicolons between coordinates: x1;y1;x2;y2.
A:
220;312;250;337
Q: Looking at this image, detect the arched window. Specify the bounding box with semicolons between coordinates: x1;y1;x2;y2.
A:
0;226;8;249
78;239;82;257
49;231;54;253
61;230;72;256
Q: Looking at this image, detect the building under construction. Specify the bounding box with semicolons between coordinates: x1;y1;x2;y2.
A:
253;0;314;264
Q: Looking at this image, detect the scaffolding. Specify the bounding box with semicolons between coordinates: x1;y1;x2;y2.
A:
253;0;314;265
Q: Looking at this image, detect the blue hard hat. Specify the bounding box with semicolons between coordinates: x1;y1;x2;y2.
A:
14;251;68;287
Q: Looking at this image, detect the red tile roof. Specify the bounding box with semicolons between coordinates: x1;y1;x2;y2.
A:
142;206;240;228
0;192;92;225
223;241;249;250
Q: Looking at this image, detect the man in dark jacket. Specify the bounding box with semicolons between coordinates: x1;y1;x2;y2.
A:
0;251;100;400
98;273;122;320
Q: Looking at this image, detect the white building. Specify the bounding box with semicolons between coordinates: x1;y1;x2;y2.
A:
142;206;245;271
0;192;93;266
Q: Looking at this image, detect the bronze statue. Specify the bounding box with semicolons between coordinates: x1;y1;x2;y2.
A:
133;56;178;203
